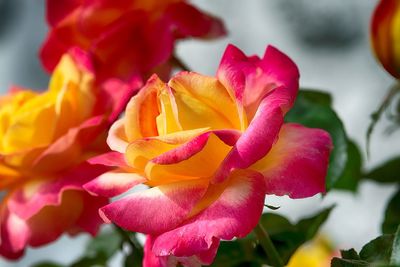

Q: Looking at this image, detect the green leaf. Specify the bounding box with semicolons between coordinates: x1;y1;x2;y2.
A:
296;206;334;241
31;263;64;267
211;238;263;267
334;140;363;192
331;230;400;267
364;157;400;184
331;258;370;267
359;235;394;263
341;249;362;260
382;189;400;234
260;206;334;264
212;208;333;266
70;229;123;267
286;89;348;190
85;230;123;259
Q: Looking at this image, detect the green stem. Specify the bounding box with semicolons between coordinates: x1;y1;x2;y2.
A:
171;55;191;71
366;81;400;157
254;223;284;267
114;224;143;257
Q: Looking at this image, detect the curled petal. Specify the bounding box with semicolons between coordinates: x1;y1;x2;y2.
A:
88;151;127;168
145;134;231;186
107;118;130;153
213;87;290;183
124;75;163;141
84;171;146;197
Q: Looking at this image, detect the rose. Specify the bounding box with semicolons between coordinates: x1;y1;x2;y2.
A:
0;48;135;259
40;0;226;82
371;0;400;79
85;44;332;266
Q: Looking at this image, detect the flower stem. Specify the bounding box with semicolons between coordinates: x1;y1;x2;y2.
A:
171;55;191;71
254;223;284;267
114;224;143;257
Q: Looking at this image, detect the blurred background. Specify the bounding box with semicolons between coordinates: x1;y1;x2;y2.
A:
1;0;398;265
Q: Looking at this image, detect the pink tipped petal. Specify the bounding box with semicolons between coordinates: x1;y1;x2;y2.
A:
217;44;299;108
252;123;332;198
151;132;211;165
152;170;265;258
99;179;209;235
217;45;299;122
107;118;130;153
144;235;216;267
0;210;30;259
150;129;242;165
212;129;241;146
88;152;127;168
144;236;169;267
213;87;292;183
68;47;95;75
34;115;105;172
71;193;109;236
7;162;108;220
26;190;92;247
216;44;248;102
84;171;146;197
100;77;142;123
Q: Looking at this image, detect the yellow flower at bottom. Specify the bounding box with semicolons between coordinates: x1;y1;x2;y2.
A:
287;237;336;267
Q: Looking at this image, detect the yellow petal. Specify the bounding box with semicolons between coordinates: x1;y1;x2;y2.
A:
168;72;241;131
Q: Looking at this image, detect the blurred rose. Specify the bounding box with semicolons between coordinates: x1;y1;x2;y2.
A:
371;0;400;79
287;237;338;267
0;48;136;259
40;0;226;82
85;44;332;266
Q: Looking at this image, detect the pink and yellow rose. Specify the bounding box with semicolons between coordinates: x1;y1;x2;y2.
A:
40;0;226;82
371;0;400;79
85;44;333;266
0;48;135;259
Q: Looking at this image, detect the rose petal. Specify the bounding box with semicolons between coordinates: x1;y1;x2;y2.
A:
7;162;108;220
166;2;226;39
46;0;80;26
99;179;209;235
217;44;299;116
84;171;146;197
168;71;241;130
145;134;231;186
213;87;290;183
251;123;332;198
107;118;130;153
152;170;265;259
88;151;127;168
0;210;29;259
